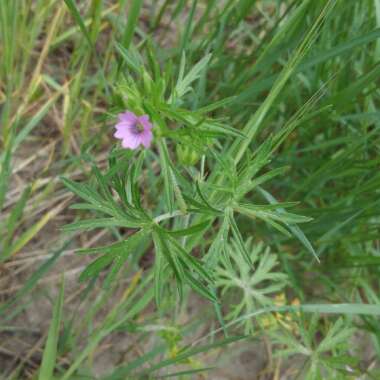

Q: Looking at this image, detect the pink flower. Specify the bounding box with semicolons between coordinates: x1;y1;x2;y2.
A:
114;111;153;149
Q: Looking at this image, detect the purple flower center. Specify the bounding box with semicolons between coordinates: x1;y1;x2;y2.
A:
131;121;145;134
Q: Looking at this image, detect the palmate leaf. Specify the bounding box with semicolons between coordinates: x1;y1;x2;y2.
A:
158;139;175;212
104;156;150;222
183;194;221;216
78;229;148;284
62;157;219;305
153;238;165;307
62;217;139;231
159;101;245;140
167;220;210;237
228;210;251;265
167;236;213;284
171;53;211;102
272;317;356;379
184;180;223;216
236;166;290;198
198;120;246;139
237;137;273;182
153;226;216;303
79;254;116;282
62;166;148;228
153;229;184;285
154;160;191;213
115;43;143;74
237;204;312;224
68;202;146;227
61;176;110;211
92;164;121;211
197;95;237;113
204;213;230;267
170;166;188;213
215;240;288;333
257;186;318;261
195;181;222;214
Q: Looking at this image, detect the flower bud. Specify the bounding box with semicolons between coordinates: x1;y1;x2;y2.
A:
176;144;200;166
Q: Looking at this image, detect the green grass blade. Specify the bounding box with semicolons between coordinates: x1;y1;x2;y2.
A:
0;240;70;318
121;0;143;48
228;0;336;165
38;277;65;380
63;0;93;48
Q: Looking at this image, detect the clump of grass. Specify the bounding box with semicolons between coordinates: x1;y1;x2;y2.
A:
1;0;380;379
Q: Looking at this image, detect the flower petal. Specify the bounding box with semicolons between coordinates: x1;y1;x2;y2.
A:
114;124;128;138
118;111;137;123
140;130;153;148
121;135;141;149
115;121;130;130
138;115;153;130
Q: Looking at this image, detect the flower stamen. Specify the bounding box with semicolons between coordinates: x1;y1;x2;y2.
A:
132;121;145;134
